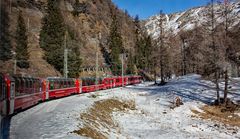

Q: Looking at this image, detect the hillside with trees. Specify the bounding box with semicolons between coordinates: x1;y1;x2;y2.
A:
143;0;240;105
0;0;139;77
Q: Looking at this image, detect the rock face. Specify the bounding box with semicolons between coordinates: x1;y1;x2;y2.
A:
1;0;136;77
144;1;240;39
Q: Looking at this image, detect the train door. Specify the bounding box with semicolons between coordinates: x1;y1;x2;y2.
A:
79;80;82;93
110;79;112;89
45;80;49;100
41;80;46;101
113;79;116;87
6;77;15;115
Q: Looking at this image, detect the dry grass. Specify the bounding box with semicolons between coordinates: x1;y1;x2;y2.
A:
192;105;240;127
73;126;107;139
73;99;136;138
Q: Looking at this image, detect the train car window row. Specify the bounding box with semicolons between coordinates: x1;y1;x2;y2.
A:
13;76;41;97
48;78;75;90
81;77;103;86
82;78;95;86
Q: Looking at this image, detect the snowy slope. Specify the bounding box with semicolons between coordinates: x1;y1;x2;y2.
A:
145;1;240;39
115;75;240;139
9;75;240;139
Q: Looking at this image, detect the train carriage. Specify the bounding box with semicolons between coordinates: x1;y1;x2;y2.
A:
13;76;42;111
102;77;116;89
45;78;78;99
0;74;42;115
81;77;105;93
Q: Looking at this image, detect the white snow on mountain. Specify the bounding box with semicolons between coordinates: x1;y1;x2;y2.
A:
145;1;240;39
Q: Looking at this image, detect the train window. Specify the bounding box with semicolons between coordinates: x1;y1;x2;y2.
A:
91;78;95;85
60;80;66;88
50;80;54;90
86;78;89;86
19;78;24;95
68;80;71;87
59;80;62;89
26;78;30;94
21;78;25;94
66;80;69;87
71;80;74;87
29;78;33;94
85;78;88;86
64;80;66;88
67;80;71;87
62;80;64;88
72;80;75;87
82;80;85;86
57;80;60;89
14;77;21;96
68;79;73;87
64;80;67;88
32;79;35;93
66;80;69;88
33;79;37;93
30;78;33;94
60;80;63;88
69;80;71;87
10;83;15;98
34;79;38;93
37;79;40;92
54;80;58;89
24;78;29;94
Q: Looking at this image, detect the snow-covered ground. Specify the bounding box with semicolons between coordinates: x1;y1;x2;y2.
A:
9;74;240;139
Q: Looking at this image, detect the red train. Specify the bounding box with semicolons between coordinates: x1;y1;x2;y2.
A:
0;74;142;116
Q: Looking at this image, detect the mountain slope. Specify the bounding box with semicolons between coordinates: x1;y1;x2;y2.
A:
144;1;240;39
1;0;137;77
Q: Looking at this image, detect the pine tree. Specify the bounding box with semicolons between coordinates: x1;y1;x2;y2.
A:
66;32;82;78
134;15;141;68
108;13;123;76
144;35;154;70
72;0;88;16
16;11;29;68
126;49;135;75
72;0;80;16
137;37;146;69
0;1;12;61
68;48;82;77
40;0;66;74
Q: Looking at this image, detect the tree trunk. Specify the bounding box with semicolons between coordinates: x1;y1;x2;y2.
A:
238;66;240;77
215;70;220;104
224;69;228;104
160;60;164;84
154;68;157;84
181;38;186;76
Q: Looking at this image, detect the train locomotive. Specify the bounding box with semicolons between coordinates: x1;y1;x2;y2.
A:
0;74;142;116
